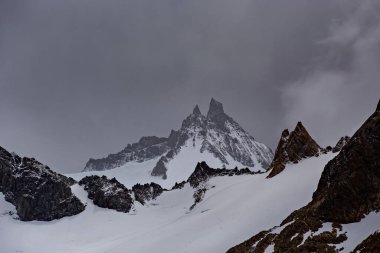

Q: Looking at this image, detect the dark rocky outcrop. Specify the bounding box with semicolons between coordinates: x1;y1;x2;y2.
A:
79;175;133;213
79;176;166;210
227;99;380;253
0;146;85;221
267;122;321;178
132;182;164;205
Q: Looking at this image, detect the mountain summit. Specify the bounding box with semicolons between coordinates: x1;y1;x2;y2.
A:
267;121;321;178
83;99;273;187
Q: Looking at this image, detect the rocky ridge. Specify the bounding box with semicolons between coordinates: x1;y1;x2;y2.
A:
0;146;85;221
227;99;380;253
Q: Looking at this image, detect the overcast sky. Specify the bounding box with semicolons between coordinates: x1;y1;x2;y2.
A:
1;0;379;173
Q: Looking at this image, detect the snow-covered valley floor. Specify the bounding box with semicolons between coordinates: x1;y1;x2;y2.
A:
1;153;378;253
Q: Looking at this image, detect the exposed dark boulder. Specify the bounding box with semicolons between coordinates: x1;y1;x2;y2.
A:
0;146;85;221
267;122;321;178
79;175;133;213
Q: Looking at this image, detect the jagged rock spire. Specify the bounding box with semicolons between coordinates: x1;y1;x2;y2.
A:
193;105;202;115
207;98;224;118
267;121;321;178
376;98;380;112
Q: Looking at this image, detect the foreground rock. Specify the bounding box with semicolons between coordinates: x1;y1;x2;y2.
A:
227;99;380;252
267;122;321;178
79;175;133;213
0;146;85;221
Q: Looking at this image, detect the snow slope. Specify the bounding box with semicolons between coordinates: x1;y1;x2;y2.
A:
1;153;364;253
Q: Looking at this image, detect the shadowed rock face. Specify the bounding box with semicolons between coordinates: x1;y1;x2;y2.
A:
267;122;321;178
0;146;85;221
227;99;380;253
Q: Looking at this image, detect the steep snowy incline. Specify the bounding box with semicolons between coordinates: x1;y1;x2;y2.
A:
1;153;335;253
78;98;273;188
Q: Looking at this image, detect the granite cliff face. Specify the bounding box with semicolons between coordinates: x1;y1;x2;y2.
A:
84;98;273;180
0;146;85;221
227;100;380;253
267;122;321;178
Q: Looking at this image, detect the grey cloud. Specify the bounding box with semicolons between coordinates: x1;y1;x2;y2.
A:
0;0;373;173
281;0;380;147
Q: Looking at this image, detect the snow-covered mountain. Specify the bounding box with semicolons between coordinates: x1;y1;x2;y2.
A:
81;98;273;188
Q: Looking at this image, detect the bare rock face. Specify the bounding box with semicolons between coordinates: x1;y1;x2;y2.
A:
227;99;380;253
79;175;133;213
267;122;321;178
132;182;164;205
0;146;85;221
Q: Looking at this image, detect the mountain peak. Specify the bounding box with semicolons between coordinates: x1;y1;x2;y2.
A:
294;121;306;132
193;105;202;115
267;122;321;178
376;99;380;112
207;98;224;118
